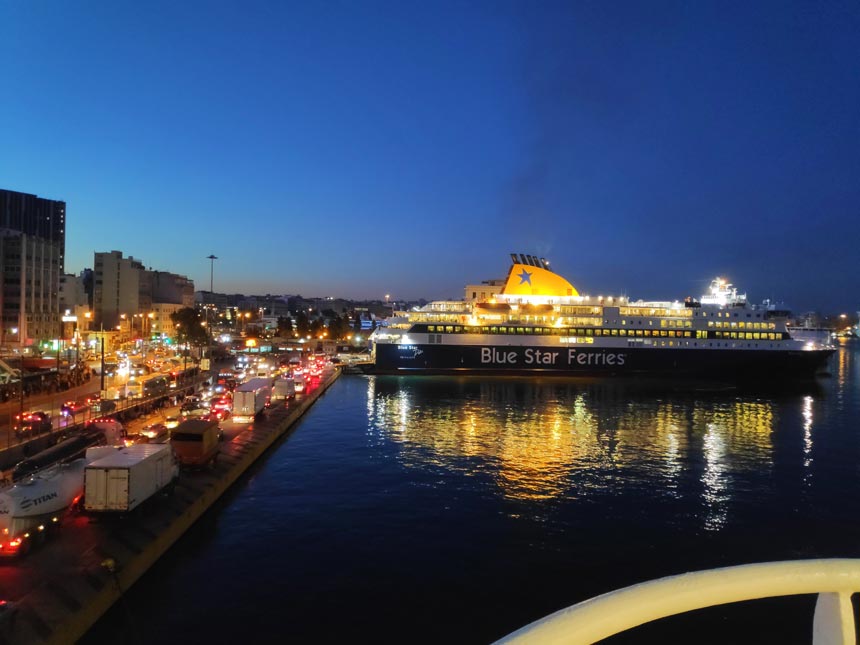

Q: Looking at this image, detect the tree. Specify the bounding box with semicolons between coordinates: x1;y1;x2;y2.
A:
170;308;208;348
295;310;310;337
327;314;348;340
277;316;294;337
309;319;325;338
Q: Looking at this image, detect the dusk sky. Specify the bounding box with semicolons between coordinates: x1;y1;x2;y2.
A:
2;1;858;311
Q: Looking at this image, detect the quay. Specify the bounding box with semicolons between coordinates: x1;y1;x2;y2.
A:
0;368;341;644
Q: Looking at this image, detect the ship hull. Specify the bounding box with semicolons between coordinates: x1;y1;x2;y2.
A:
374;343;834;380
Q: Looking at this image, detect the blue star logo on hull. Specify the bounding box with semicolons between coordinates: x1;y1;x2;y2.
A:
517;269;533;285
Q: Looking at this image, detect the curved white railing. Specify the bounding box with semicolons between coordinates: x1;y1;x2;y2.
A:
496;559;860;645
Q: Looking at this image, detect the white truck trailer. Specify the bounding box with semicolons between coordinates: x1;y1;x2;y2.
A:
84;444;178;513
231;377;272;423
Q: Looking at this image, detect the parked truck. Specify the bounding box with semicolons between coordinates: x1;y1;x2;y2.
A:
0;459;88;556
231;377;272;423
83;444;178;513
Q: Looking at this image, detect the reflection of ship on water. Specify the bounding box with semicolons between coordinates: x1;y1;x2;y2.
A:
365;376;810;530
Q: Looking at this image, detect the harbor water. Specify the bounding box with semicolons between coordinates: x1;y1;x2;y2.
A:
85;340;860;644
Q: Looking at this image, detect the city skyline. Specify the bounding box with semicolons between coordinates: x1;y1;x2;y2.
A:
2;1;858;311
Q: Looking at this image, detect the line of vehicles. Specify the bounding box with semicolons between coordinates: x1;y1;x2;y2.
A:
10;365;201;439
0;416;222;555
0;351;335;558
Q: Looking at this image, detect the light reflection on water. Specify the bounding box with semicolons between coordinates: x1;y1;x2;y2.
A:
368;376;779;531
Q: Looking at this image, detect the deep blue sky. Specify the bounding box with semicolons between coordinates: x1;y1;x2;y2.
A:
2;1;858;311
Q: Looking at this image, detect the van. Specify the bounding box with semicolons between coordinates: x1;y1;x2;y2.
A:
170;418;222;467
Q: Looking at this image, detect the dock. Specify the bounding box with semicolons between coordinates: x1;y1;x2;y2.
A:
0;368;341;644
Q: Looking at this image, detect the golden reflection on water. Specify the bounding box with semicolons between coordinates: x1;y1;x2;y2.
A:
367;378;781;522
802;395;814;473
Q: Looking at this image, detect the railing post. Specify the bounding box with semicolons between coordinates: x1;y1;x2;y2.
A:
813;592;855;645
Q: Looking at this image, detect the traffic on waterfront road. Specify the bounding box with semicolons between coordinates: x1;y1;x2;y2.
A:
0;345;213;459
0;345;338;643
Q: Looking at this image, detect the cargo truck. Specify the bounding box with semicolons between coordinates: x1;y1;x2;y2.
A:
231;377;272;423
84;444;178;513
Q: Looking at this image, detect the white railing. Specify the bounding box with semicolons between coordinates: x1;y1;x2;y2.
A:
496;559;860;645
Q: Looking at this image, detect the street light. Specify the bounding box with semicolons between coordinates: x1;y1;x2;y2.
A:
205;255;218;360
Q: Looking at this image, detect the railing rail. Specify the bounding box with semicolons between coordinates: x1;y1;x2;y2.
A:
496;559;860;645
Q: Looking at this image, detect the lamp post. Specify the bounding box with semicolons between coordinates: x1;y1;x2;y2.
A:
16;327;24;423
206;255;218;357
207;255;218;296
100;324;105;394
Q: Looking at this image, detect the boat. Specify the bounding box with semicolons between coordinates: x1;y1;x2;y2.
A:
786;326;836;347
370;253;835;379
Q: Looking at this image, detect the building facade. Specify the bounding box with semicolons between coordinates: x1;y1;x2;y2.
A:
153;271;195;307
0;189;66;348
93;251;145;330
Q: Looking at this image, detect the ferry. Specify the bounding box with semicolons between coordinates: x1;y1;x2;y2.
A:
370;253;835;379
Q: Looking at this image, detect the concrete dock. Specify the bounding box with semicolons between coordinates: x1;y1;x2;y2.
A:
0;369;340;644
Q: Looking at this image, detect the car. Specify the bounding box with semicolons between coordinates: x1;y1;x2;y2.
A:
181;395;203;409
164;415;181;429
140;423;170;443
209;407;231;421
181;404;209;419
13;411;52;439
60;398;90;419
211;396;231;409
130;363;151;376
90;398;117;414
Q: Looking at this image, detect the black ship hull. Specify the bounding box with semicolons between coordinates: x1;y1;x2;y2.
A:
374;343;834;380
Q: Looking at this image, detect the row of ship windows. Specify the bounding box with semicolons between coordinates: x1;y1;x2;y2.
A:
420;325;788;341
628;319;776;330
707;321;776;330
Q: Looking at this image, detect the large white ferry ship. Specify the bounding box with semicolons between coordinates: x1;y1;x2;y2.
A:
370;253;835;379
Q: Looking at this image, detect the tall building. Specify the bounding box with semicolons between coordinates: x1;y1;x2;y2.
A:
0;188;66;348
93;251;145;330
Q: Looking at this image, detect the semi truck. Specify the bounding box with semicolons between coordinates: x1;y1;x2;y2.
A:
231;377;272;423
0;458;90;556
84;444;178;513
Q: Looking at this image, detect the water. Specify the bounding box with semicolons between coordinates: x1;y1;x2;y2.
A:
85;341;860;644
